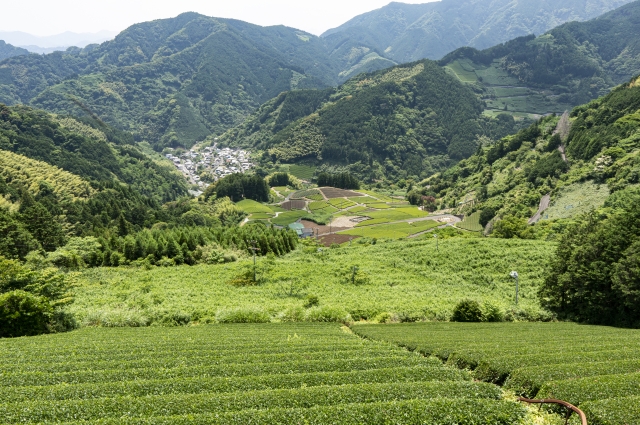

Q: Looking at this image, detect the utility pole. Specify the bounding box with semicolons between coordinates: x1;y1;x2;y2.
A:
510;271;519;305
250;240;260;282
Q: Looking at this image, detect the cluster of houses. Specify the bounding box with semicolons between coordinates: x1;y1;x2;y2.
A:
165;144;255;192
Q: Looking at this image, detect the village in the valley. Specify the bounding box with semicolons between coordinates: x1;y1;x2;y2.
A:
164;144;255;193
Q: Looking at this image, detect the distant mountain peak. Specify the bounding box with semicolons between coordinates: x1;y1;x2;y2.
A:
322;0;635;62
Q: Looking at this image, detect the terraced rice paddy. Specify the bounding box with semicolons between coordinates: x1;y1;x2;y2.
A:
353;322;640;425
0;324;529;425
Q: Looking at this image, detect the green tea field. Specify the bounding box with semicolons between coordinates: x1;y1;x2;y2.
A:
0;324;536;425
69;238;553;327
353;322;640;425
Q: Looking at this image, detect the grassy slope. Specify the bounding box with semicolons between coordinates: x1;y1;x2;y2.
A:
70;238;553;325
423;76;640;226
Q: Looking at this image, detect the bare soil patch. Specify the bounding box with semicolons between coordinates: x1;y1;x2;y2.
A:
319;234;360;247
320;187;363;199
281;200;306;211
330;216;360;229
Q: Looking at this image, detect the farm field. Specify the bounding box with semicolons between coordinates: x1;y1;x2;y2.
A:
355;207;430;226
69;238;553;327
457;211;483;232
238;187;417;229
0;324;536;425
444;58;572;117
286;164;316;180
236;199;273;214
341;220;441;239
271;210;308;226
543;182;611;221
353;322;640;425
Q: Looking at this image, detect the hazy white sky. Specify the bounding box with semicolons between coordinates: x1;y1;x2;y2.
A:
0;0;437;37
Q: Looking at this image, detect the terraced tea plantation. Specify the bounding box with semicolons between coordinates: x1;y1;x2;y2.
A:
354;322;640;425
0;324;532;424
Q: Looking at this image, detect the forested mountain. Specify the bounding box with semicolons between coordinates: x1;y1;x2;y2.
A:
220;60;523;181
322;0;633;63
0;41;29;61
440;0;640;117
415;75;640;232
0;13;342;151
0;104;298;280
0;104;194;256
1;1;636;152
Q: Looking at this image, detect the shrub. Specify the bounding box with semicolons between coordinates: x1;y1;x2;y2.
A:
340;266;371;286
492;216;532;239
0;290;52;338
303;295;320;309
482;302;504;322
374;312;395;323
452;299;484;322
479;208;496;228
305;306;351;323
278;306;306;322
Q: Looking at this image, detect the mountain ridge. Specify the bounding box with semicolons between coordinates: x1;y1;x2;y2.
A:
0;13;340;150
0;40;29;61
322;0;635;63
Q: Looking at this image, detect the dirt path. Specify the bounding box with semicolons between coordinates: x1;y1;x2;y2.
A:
559;144;567;162
528;193;551;224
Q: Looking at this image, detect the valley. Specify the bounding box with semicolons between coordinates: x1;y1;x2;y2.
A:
3;0;640;424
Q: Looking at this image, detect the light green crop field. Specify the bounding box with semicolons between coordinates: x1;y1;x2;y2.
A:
353;322;640;425
308;201;339;215
309;200;330;211
349;196;375;204
236;200;273;214
271;210;308;226
0;324;533;425
306;193;325;201
445;60;478;83
358;190;395;203
355;207;430;226
543;182;610;221
474;64;519;86
288;164;316;180
328;198;357;209
346;206;368;214
457;211;483;232
367;202;392;209
341;220;440;239
69;238;553;326
248;213;275;220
